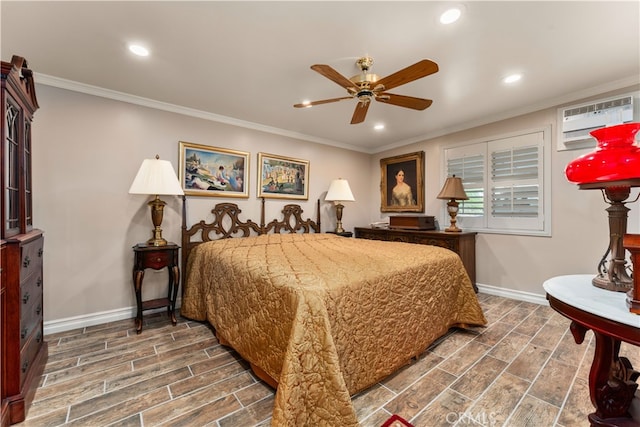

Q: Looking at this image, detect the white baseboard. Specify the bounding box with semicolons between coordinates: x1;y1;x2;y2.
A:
44;286;545;335
476;283;548;306
44;299;182;336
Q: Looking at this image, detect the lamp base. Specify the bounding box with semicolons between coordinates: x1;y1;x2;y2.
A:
445;199;462;232
146;232;168;247
592;274;632;293
147;196;168;247
590;187;634;293
334;202;345;234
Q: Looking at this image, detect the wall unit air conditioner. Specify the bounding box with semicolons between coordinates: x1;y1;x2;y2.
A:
557;92;639;151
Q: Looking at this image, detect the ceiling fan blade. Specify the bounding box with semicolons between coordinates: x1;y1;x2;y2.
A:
293;96;353;108
311;64;357;91
350;101;370;124
376;93;433;110
373;59;439;92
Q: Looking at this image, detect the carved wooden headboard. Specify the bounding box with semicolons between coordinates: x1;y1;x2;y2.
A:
180;196;320;286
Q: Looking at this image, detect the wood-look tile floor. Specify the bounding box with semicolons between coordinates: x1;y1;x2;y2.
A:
20;293;640;427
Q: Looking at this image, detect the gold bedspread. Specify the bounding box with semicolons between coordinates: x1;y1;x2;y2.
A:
181;233;486;426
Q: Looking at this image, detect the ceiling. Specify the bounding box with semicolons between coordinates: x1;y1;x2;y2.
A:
2;1;639;153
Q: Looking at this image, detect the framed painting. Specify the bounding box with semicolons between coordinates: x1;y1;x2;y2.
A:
179;141;249;198
380;151;424;212
257;152;309;200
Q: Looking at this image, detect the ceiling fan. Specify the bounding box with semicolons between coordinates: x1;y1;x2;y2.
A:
294;56;439;124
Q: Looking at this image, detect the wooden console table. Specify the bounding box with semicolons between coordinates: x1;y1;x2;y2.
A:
544;275;640;426
354;227;476;291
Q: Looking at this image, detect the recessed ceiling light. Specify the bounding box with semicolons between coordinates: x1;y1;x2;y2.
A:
374;124;385;131
503;73;523;84
440;7;462;24
128;44;150;57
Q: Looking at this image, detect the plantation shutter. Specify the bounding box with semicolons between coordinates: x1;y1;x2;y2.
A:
442;127;549;235
447;154;484;215
487;131;545;231
491;146;539;217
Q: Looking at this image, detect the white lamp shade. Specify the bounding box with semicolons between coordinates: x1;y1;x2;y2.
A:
325;178;355;202
129;157;184;196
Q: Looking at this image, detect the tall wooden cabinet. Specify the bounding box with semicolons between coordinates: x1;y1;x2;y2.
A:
1;56;47;425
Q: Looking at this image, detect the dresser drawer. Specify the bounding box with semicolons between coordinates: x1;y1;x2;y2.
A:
20;269;43;309
138;249;172;270
20;274;43;349
411;236;460;252
20;324;44;388
20;237;44;282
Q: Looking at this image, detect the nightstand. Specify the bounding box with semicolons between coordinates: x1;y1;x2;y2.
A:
132;243;180;334
326;231;353;237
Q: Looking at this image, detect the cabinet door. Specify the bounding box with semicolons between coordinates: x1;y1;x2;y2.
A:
24;119;33;232
3;97;21;238
2;66;35;239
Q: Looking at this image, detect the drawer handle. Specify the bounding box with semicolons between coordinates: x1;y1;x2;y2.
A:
21;328;28;339
22;292;30;304
22;361;29;373
36;304;42;315
156;257;162;263
37;277;43;287
36;332;42;343
23;256;31;268
38;247;43;257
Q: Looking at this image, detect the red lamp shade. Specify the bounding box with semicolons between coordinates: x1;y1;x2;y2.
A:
565;123;640;186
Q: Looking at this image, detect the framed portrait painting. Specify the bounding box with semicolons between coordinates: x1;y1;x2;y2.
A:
179;141;249;198
380;151;424;212
257;152;309;200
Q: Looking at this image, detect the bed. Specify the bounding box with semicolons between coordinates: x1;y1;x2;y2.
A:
180;199;487;426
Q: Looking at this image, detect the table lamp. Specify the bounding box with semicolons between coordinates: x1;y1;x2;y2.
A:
565;122;640;293
129;155;184;246
325;178;355;234
437;175;469;232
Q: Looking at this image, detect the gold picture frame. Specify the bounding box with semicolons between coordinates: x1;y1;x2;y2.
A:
179;141;249;198
257;152;309;200
380;151;425;212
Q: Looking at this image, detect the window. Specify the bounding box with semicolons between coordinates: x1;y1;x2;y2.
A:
442;127;551;236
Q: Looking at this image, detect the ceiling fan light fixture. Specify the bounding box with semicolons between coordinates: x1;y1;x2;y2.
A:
350;73;380;86
440;7;462;25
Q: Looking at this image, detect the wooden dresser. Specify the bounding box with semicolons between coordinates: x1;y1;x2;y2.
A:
354;227;477;291
1;56;47;425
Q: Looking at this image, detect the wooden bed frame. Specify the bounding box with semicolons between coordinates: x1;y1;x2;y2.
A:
179;197;486;425
180;196;321;296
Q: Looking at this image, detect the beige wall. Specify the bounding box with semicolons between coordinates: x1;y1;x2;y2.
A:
370;85;640;297
32;82;640;328
32;85;372;323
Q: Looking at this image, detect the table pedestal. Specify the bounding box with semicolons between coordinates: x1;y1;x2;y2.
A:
544;275;640;427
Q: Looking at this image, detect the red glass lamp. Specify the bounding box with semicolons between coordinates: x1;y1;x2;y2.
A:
565;122;640;295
